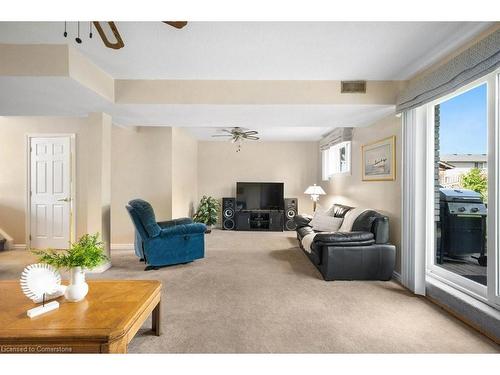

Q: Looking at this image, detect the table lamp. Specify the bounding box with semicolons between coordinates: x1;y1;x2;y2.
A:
304;184;326;212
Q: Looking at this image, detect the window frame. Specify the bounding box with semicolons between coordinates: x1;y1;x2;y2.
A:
321;141;351;180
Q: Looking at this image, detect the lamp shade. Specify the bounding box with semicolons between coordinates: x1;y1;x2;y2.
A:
304;184;326;195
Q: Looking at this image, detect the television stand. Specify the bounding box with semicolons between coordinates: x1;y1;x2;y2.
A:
235;210;284;231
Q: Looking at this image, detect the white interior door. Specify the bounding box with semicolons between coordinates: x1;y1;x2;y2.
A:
30;137;71;249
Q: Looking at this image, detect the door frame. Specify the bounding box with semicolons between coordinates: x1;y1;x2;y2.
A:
489;71;500;306
25;134;77;250
424;70;500;309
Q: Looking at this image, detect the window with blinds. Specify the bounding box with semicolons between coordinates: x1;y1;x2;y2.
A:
320;128;353;180
321;141;351;180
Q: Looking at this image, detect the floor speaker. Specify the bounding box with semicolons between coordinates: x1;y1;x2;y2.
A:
222;198;236;230
284;198;298;231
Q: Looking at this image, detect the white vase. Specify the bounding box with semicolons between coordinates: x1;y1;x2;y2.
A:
64;267;89;302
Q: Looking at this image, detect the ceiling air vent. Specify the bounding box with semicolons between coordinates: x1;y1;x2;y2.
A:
341;80;366;94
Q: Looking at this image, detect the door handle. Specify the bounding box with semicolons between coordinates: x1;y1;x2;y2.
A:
57;197;70;202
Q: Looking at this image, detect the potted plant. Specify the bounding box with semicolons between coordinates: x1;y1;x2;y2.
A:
193;196;220;233
33;233;107;302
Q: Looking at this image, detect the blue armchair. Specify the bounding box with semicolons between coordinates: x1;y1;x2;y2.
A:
126;199;206;270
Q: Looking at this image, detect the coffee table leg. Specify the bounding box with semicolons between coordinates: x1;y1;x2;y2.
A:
152;301;161;336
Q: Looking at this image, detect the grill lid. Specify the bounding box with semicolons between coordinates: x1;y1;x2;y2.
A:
439;188;482;202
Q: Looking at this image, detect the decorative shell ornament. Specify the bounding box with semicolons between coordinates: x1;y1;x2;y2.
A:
20;263;65;303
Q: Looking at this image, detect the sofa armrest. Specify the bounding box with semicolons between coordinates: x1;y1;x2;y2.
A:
313;231;375;247
159;223;206;237
294;214;313;228
373;216;389;244
158;217;193;228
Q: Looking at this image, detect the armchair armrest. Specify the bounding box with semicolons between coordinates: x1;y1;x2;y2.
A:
159;223;206;238
313;231;375;247
158;217;193;228
294;214;313;228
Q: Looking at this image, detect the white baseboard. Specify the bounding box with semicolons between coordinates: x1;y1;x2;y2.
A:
0;228;14;249
5;244;134;252
9;244;135;251
110;243;135;250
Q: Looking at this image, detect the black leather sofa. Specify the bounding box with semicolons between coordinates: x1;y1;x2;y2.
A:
294;204;396;281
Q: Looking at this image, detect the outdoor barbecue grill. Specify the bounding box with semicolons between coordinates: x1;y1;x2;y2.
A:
438;188;487;266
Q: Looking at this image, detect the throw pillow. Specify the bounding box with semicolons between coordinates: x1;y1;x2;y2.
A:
310;206;344;232
326;204;353;218
338;207;370;232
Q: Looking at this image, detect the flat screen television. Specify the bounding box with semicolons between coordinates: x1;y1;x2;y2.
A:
236;182;284;211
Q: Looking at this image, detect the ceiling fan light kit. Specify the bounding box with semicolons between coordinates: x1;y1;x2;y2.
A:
212;127;260;152
63;21;91;45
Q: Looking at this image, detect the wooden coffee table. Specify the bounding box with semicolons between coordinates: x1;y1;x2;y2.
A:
0;279;161;353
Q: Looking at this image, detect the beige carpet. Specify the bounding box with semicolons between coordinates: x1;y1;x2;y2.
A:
0;230;498;353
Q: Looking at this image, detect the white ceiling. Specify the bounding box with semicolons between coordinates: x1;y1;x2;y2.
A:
111;103;395;129
0;77;395;140
184;127;334;141
0;22;492;79
0;22;491;140
0;77;110;116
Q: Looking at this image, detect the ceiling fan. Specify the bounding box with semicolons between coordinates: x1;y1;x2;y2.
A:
212;127;260;152
63;21;188;50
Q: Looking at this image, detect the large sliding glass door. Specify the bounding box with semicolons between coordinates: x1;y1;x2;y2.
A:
426;69;500;308
488;71;500;307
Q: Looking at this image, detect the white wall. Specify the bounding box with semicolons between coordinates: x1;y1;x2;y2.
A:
0;116;87;243
197;141;320;221
0;120;197;245
110;126;173;244
320;114;402;271
1;115;401;260
110;126;199;244
0;115;111;254
171;128;198;218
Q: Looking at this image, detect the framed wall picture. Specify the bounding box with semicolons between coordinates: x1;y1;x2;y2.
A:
362;136;396;181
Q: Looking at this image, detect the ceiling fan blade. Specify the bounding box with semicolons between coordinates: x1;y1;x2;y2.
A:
211;134;232;137
163;21;188;29
93;21;125;50
243;131;259;135
246;136;260;140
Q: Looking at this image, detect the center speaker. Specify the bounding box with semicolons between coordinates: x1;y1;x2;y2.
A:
284;198;298;231
222;197;236;230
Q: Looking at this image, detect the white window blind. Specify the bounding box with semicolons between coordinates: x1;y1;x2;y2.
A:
320;128;353;180
320;127;353;151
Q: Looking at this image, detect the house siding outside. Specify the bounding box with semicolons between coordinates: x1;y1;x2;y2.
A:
439;153;487;189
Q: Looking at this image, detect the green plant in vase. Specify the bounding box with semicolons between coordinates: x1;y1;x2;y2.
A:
33;233;108;302
193;195;220;233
